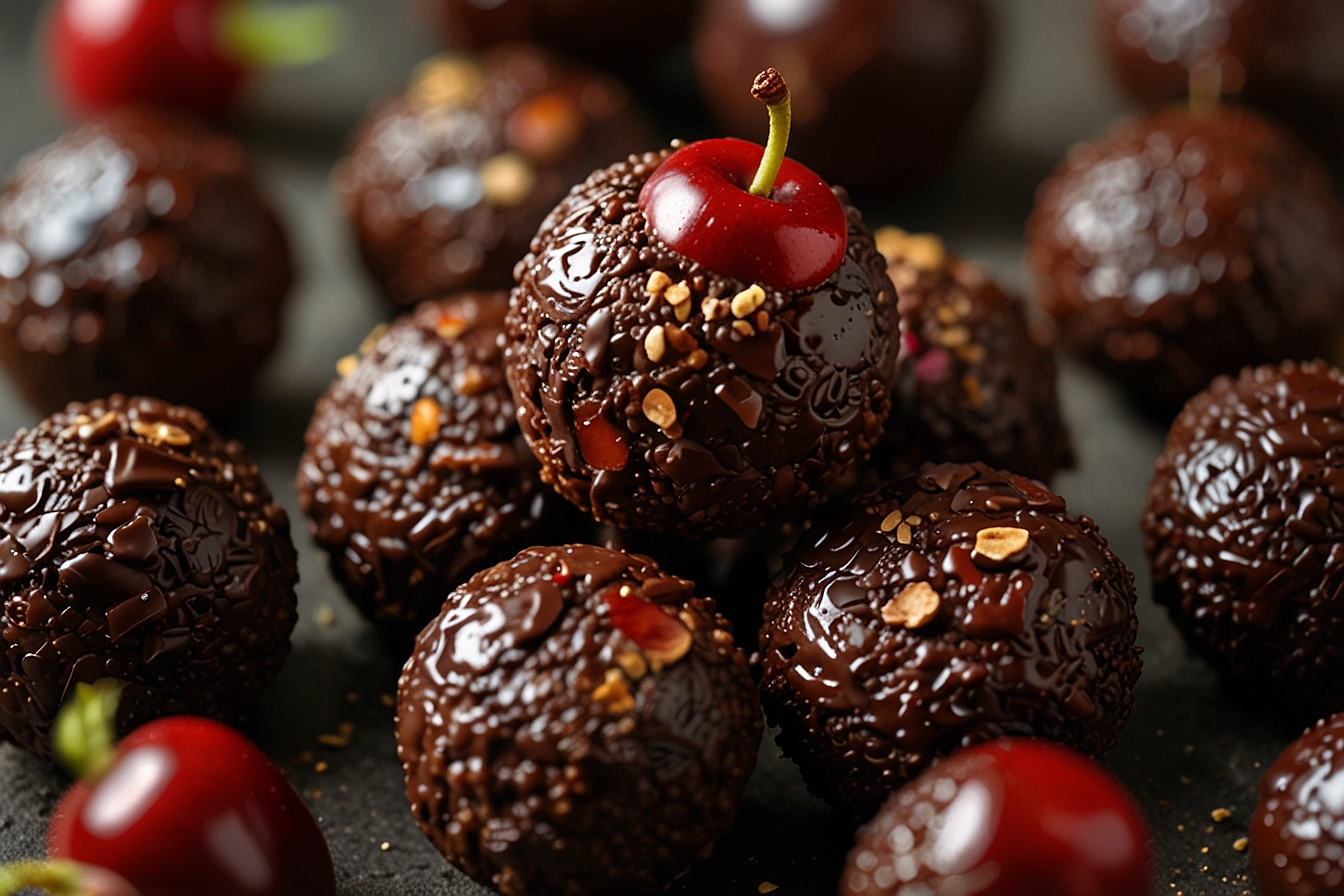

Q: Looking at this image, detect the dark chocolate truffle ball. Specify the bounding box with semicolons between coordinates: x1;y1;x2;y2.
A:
693;0;992;195
1099;0;1344;150
873;227;1071;483
1143;360;1344;720
297;292;561;633
426;0;695;82
1253;712;1344;895
758;462;1141;817
0;395;298;760
1027;106;1344;413
0;107;293;414
506;148;900;538
336;48;653;309
396;543;762;896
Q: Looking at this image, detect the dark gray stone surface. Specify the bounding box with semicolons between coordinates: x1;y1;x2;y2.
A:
0;0;1321;893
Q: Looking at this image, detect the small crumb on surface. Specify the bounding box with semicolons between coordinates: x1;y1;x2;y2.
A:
1211;808;1232;823
758;884;779;894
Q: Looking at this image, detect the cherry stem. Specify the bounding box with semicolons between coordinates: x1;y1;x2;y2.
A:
0;860;86;896
53;680;124;783
748;68;793;198
216;0;345;69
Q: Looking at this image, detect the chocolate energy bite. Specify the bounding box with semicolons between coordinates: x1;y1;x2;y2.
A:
506;148;899;538
336;47;653;308
0;395;298;760
873;227;1070;483
1144;361;1344;720
758;462;1141;817
0;107;293;414
1253;712;1344;895
298;292;562;634
397;544;761;896
1027;106;1344;413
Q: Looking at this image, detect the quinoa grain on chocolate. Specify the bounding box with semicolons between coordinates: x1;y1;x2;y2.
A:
1144;360;1344;720
396;544;761;896
0;395;298;760
759;462;1141;817
297;292;559;633
336;47;653;308
505;148;899;538
0;107;293;414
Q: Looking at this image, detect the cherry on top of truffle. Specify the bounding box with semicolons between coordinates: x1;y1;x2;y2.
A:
638;68;847;293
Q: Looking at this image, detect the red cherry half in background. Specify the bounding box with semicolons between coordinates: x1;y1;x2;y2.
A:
842;739;1154;896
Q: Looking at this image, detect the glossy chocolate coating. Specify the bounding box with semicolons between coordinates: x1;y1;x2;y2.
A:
1099;0;1344;150
693;0;992;196
0;108;293;414
506;148;899;538
1027;107;1344;413
426;0;695;82
297;292;560;633
336;47;654;309
873;229;1071;483
1144;361;1344;719
1252;712;1344;895
0;395;298;760
758;462;1141;817
396;543;762;896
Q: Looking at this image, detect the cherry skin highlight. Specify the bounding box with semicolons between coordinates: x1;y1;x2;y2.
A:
638;137;848;292
842;739;1153;896
47;716;336;896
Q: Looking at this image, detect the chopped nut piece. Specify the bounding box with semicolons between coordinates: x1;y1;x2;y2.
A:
732;320;756;337
881;582;941;628
674;300;691;323
759;885;779;895
646;271;672;298
644;327;666;363
880;510;903;532
702;296;729;320
317;722;355;749
642;389;678;431
731;284;766;318
410;56;483;110
454;366;488;396
664;281;691;306
1211;808;1232;823
409;397;442;446
874;226;948;272
905;515;922;527
896;523;912;544
592;668;636;715
683;349;708;369
973;526;1031;562
956;343;987;365
665;325;696;352
939;325;970;348
359;323;389;356
76;411;121;442
479;152;536;208
1233;837;1248;852
315;761;329;773
336;354;359;377
130;419;193;447
435;314;468;339
616;650;648;681
936;305;960;325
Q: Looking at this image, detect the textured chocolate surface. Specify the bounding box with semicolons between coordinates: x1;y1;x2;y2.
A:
506;148;899;538
1144;361;1344;720
298;292;559;634
1252;712;1344;896
758;462;1141;817
873;228;1070;483
1098;0;1344;150
426;0;695;82
693;0;992;195
336;47;654;308
0;107;293;414
1027;106;1344;412
396;544;762;896
0;395;298;760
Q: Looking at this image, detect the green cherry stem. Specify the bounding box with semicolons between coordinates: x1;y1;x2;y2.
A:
748;68;793;198
53;680;125;783
0;860;91;896
216;0;346;69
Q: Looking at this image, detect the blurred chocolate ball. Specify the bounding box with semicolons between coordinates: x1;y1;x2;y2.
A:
1027;106;1344;413
336;47;653;308
693;0;992;195
0;107;293;414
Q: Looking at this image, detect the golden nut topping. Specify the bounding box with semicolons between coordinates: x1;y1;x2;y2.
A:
336;354;359;377
410;55;484;111
731;320;756;337
874;226;949;273
507;92;582;164
683;349;708;370
409;397;442;446
479;152;536;209
130;419;193;448
592;668;636;715
973;526;1031;562
644;326;666;363
1211;808;1232;823
664;325;696;353
646;270;672;298
880;510;902;533
616;650;648;681
730;284;766;318
642;389;677;431
454;365;488;396
881;582;941;629
435;314;469;339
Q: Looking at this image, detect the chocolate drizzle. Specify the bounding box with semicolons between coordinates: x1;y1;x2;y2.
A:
759;462;1141;816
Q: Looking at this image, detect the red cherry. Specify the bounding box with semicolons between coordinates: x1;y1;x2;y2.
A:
638;69;847;292
47;715;335;896
842;739;1153;896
